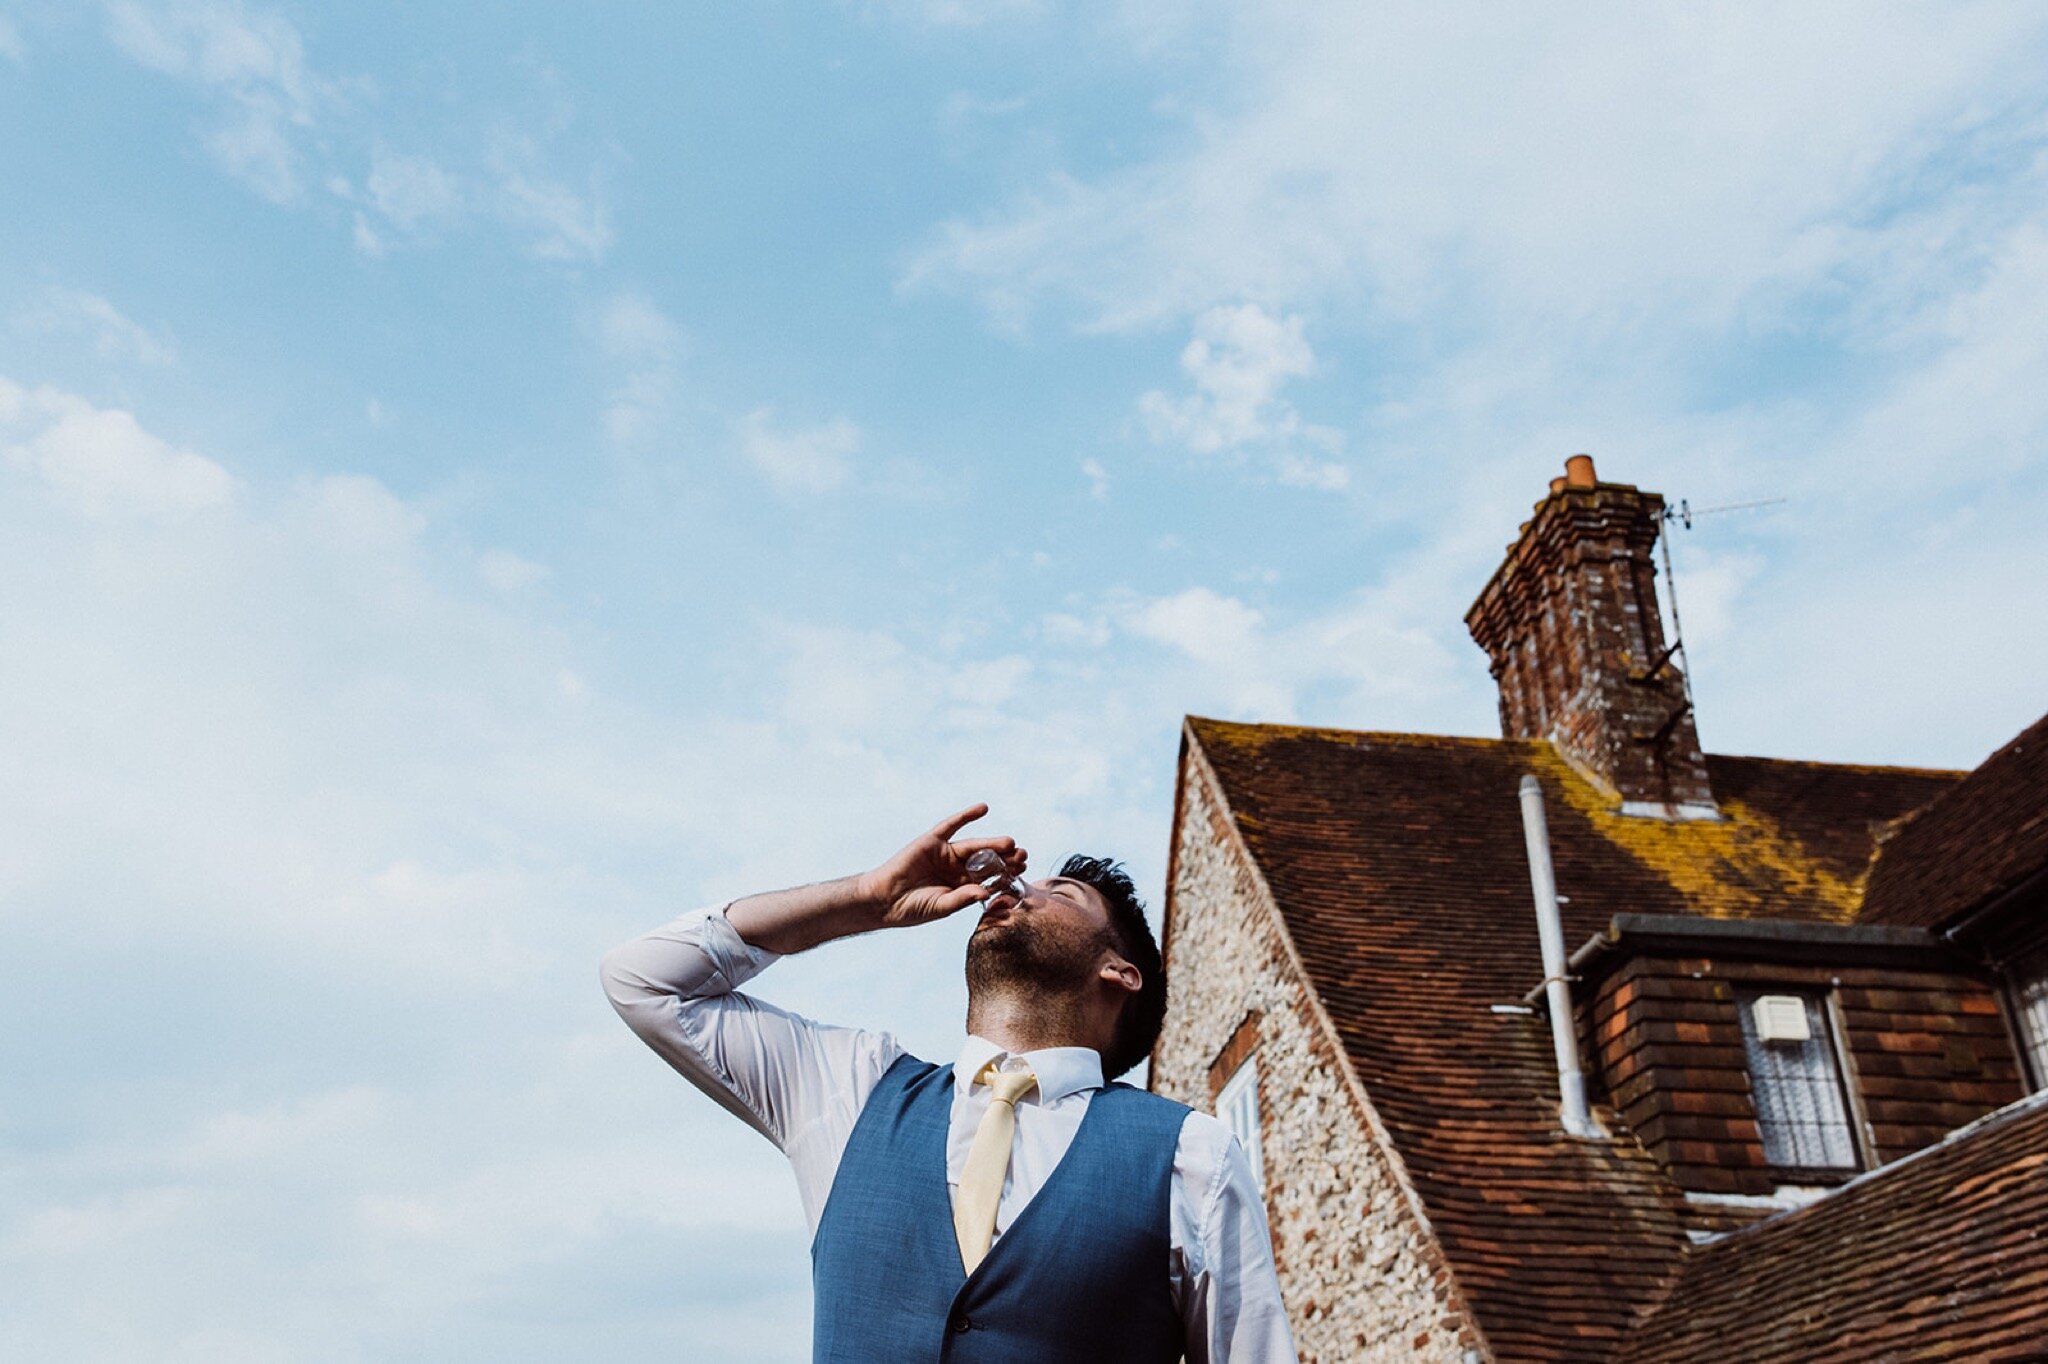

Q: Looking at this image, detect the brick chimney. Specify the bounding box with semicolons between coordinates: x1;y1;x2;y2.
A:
1465;455;1718;820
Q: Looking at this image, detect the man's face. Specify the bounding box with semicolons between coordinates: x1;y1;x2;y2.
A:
965;874;1117;994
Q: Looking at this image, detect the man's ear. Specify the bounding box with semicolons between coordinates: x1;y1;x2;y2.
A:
1098;956;1141;996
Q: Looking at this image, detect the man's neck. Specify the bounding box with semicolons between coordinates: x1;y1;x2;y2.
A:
966;986;1099;1058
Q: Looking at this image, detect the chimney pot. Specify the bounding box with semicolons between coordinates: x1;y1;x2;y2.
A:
1548;476;1567;496
1564;454;1597;489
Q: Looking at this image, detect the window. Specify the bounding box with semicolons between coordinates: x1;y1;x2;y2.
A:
1216;1055;1264;1187
1736;991;1859;1172
2010;946;2048;1092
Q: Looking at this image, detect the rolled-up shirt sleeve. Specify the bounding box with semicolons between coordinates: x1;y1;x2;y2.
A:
600;908;899;1225
1178;1116;1298;1363
600;906;789;1140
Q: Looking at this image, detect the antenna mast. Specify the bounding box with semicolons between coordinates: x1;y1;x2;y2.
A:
1657;495;1786;713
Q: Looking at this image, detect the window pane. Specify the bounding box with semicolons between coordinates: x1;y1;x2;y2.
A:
2015;951;2048;1092
1736;992;1857;1171
1216;1055;1263;1188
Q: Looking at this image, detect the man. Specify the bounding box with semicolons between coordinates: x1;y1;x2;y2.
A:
601;803;1297;1363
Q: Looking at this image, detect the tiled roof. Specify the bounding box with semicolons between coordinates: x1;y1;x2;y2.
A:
1626;1094;2048;1361
1184;718;1960;1360
1862;711;2048;931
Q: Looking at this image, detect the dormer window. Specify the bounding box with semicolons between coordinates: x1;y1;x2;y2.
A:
1736;990;1860;1173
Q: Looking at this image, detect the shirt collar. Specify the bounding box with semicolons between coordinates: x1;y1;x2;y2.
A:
955;1035;1104;1104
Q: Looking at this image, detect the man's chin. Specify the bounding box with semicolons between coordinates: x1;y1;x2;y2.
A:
965;915;1037;974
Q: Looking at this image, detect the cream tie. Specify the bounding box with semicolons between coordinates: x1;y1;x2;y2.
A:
954;1060;1038;1273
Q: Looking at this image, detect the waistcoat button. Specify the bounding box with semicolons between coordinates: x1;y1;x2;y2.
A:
950;1313;972;1334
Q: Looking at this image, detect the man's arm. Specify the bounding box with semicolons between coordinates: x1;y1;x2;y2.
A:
600;804;1025;1151
1177;1118;1299;1363
600;906;828;1146
722;803;1025;954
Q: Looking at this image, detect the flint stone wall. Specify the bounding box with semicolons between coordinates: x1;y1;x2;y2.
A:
1151;753;1486;1363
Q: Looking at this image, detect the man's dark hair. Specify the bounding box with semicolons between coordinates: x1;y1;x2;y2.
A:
1057;854;1167;1080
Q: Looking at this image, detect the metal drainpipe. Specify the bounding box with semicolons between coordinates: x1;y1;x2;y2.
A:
1518;775;1604;1139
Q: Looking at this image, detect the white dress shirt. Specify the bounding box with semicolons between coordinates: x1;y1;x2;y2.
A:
602;907;1298;1364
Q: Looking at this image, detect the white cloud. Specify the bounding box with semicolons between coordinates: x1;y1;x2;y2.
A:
1116;576;1472;725
1119;586;1296;718
362;148;463;241
738;407;861;493
106;0;317;105
907;3;2048;334
598;291;680;359
1127;585;1264;666
1273;451;1349;490
177;1085;391;1167
0;17;25;65
107;0;327;204
1080;457;1110;500
204;97;301;203
596;292;681;444
6;1187;198;1261
898;0;2048;768
107;5;614;266
1137;302;1348;485
938;91;1030;153
1040;611;1111;649
477;548;551;592
0;378;233;519
1825;220;2048;490
367;151;461;229
351;210;385;256
861;0;1046;28
1657;544;1763;652
1146;299;1318;444
0;383;844;1354
1140;303;1313;453
336;140;608;263
15;287;177;366
499;159;613;263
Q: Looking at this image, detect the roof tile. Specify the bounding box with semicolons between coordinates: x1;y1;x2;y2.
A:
1626;1096;2048;1361
1862;711;2048;930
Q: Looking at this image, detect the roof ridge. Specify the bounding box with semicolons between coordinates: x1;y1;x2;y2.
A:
1703;750;1968;778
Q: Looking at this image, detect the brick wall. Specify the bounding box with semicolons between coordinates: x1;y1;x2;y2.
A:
1584;955;2023;1198
1152;749;1487;1363
1465;466;1716;816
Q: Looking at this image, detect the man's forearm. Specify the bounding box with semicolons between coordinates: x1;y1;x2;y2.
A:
725;872;886;956
709;803;1015;956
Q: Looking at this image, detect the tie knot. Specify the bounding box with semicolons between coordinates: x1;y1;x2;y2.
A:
979;1062;1038;1106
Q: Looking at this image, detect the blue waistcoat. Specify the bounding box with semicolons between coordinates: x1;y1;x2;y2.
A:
810;1052;1190;1364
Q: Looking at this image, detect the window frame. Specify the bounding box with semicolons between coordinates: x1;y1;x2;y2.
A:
1734;986;1866;1181
2005;943;2048;1095
1214;1053;1265;1190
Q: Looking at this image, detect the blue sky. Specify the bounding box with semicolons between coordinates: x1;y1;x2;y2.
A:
4;2;2047;1358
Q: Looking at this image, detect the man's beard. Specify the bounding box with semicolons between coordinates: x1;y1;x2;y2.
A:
965;910;1111;998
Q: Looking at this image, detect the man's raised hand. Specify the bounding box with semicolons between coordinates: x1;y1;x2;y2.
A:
721;804;1028;955
860;803;1028;930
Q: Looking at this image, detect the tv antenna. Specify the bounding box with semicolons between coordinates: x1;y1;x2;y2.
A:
1652;493;1788;714
1667;496;1787;531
